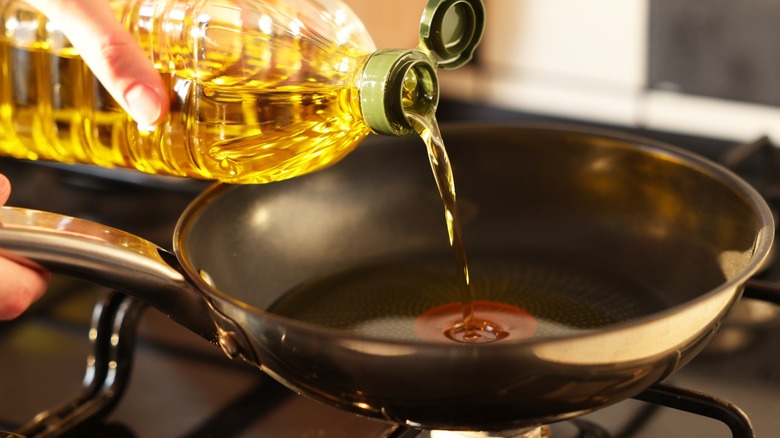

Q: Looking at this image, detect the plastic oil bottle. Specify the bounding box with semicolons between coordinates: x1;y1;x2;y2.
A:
0;0;484;183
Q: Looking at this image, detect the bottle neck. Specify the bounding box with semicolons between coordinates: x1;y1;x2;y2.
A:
358;50;439;136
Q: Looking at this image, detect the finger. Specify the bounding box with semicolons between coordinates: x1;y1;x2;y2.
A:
0;174;9;205
0;173;49;319
27;0;168;127
0;256;51;320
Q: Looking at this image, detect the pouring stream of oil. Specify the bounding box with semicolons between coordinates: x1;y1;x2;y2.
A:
401;68;535;344
406;111;483;342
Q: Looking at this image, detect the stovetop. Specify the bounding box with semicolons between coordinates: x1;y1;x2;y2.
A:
1;100;779;437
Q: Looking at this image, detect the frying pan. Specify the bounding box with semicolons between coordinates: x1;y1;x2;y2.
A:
0;123;773;432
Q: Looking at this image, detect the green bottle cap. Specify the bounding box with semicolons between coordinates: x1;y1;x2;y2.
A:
419;0;485;69
359;0;485;135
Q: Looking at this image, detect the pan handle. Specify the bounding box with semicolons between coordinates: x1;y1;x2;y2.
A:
0;206;217;343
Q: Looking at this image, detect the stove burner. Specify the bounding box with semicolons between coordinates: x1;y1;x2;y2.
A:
384;383;753;438
385;421;600;437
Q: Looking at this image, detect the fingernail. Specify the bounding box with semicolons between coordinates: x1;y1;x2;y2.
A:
125;83;164;127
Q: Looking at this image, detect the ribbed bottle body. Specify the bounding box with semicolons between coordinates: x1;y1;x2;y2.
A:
0;0;376;183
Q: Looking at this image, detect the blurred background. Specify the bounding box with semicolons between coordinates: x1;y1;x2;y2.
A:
3;2;780;437
345;0;780;144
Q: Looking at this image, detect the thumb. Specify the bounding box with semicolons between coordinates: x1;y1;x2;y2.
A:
0;173;10;205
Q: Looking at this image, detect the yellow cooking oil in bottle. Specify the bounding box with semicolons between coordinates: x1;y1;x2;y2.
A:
0;0;483;184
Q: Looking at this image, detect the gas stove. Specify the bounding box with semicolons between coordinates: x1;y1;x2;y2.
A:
0;100;779;437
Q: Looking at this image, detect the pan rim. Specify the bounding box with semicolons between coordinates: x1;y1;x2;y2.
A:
173;120;775;350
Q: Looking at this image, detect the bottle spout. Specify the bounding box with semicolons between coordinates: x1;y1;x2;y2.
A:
358;0;485;136
359;50;439;136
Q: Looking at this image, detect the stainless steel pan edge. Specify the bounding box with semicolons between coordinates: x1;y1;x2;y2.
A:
0;206;218;344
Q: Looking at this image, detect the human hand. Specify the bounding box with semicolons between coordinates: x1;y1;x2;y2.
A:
0;174;51;320
26;0;168;127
